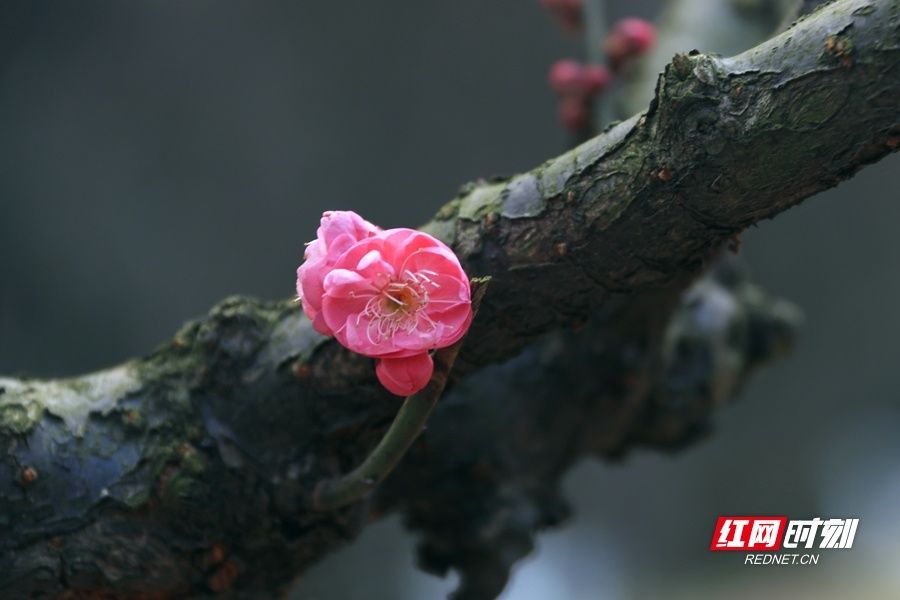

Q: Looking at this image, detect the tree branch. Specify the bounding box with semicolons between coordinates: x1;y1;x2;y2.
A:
1;0;897;597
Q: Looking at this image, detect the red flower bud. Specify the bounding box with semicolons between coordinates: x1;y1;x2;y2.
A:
539;0;583;34
558;96;589;132
609;17;656;56
548;59;584;95
604;33;629;69
616;17;656;54
581;64;611;95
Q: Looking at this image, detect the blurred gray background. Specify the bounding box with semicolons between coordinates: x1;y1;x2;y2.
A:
2;1;898;598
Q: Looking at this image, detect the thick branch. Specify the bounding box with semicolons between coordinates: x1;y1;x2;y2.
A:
1;0;897;597
423;0;897;373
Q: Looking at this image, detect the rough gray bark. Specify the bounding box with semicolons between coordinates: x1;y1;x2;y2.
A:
1;0;898;597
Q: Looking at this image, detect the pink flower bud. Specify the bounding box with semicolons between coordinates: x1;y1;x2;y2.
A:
558;96;589;132
581;64;611;95
376;353;434;397
603;31;630;69
548;59;584;95
616;17;656;54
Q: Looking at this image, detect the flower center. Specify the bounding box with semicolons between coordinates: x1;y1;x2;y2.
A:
382;283;420;313
362;270;439;343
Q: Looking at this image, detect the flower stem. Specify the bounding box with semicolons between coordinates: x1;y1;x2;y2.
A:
311;276;491;511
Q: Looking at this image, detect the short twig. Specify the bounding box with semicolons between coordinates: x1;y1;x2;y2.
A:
310;276;491;511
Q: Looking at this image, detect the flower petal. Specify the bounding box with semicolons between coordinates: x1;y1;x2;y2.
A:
321;269;375;337
355;249;395;280
319;210;380;248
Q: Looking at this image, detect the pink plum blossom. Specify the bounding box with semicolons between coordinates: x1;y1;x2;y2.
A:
296;211;380;335
297;216;472;396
